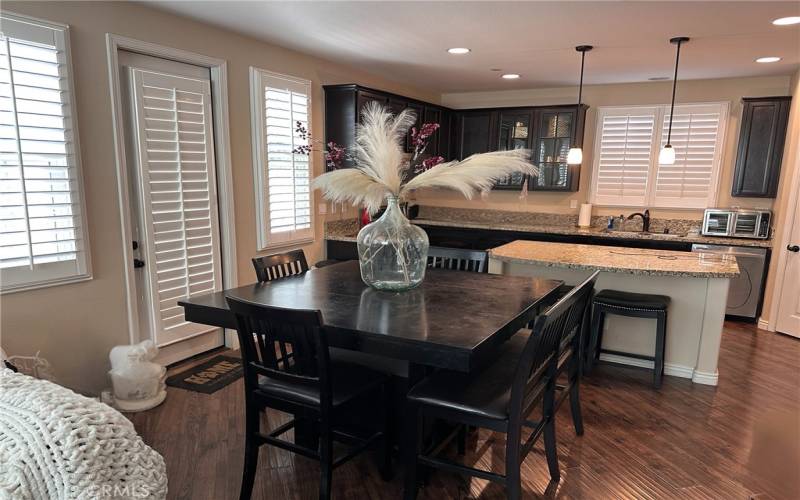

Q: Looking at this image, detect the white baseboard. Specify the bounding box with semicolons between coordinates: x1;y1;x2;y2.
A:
757;318;773;332
598;353;695;381
692;370;719;386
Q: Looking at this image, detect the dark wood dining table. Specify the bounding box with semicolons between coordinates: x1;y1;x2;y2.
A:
179;260;563;377
179;260;562;448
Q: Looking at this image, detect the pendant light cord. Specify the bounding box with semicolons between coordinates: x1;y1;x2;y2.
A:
666;39;683;145
577;50;585;108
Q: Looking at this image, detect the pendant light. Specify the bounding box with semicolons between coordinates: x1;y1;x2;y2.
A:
659;36;690;165
567;45;592;165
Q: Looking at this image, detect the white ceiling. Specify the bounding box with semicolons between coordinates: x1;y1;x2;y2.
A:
148;1;800;93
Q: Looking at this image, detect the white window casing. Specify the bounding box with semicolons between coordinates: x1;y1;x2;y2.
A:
249;67;313;251
590;102;729;210
0;13;91;293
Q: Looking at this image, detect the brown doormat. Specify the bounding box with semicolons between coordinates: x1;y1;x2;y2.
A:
165;355;243;394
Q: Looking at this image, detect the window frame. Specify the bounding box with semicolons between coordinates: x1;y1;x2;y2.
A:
0;12;91;294
249;66;314;251
589;102;729;210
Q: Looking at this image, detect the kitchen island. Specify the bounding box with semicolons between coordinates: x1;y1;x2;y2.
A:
489;240;740;386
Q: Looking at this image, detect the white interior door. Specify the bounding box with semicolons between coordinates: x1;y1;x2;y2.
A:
121;52;224;363
776;193;800;338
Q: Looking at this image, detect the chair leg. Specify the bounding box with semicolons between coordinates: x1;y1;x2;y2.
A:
586;307;604;373
403;404;421;500
654;311;667;389
239;407;260;500
569;359;584;436
505;422;522;500
543;384;561;483
381;384;394;481
319;427;333;500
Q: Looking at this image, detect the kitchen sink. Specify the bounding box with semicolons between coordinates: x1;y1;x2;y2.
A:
599;229;684;239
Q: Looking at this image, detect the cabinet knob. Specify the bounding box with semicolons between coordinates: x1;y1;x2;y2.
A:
788;245;800;253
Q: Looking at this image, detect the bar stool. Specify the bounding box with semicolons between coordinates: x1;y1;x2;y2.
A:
586;290;670;388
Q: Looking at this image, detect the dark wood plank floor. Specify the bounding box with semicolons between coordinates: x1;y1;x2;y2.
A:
130;322;800;499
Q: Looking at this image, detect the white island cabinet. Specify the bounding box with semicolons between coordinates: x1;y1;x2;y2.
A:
488;241;740;386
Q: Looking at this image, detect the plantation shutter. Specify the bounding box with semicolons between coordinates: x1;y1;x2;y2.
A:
653;103;727;209
129;68;222;347
250;68;313;250
591;107;657;207
0;15;90;292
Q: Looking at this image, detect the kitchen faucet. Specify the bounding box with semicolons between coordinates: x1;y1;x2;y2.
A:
627;209;651;232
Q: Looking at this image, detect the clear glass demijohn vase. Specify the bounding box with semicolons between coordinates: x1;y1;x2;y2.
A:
357;196;429;291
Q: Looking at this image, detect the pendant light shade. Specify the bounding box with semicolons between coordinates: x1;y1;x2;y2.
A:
567;45;592;166
659;36;690;165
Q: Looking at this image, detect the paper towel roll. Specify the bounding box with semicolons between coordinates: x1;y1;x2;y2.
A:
578;203;593;227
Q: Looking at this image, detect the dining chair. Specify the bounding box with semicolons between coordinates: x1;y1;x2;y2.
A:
403;272;598;499
427;246;487;273
226;298;393;500
252;249;309;282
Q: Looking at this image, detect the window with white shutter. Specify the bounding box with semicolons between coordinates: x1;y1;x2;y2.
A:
250;68;313;250
590;102;728;209
0;13;90;293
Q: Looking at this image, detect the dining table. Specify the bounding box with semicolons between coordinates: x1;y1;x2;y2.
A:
178;260;563;445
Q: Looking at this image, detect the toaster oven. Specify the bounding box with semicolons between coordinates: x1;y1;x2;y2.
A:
701;209;771;239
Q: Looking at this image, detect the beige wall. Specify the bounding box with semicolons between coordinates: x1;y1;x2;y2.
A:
0;1;438;394
761;68;800;326
415;75;792;219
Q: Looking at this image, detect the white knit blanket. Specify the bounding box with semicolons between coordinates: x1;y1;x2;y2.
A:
0;368;167;499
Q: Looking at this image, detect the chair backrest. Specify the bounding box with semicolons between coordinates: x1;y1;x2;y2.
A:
252;249;309;282
225;296;331;407
510;271;599;416
427;246;487;273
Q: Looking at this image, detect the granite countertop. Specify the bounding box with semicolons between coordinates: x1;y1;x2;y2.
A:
489;240;740;278
410;218;772;248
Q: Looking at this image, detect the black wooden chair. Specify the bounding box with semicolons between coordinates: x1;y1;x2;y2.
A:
403;272;598;499
587;289;670;388
252;249;339;283
427;246;487;273
226;298;393;500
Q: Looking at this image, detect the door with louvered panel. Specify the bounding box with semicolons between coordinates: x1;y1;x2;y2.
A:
124;58;223;355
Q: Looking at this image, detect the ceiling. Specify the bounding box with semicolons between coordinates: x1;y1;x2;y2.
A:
148;1;800;93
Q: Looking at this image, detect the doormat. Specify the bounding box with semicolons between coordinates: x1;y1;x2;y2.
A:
165;355;243;394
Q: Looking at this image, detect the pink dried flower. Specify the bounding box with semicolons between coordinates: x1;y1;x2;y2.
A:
325;141;346;169
421;156;444;170
410;122;440;147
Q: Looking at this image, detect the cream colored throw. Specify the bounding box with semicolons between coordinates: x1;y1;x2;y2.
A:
0;368;167;499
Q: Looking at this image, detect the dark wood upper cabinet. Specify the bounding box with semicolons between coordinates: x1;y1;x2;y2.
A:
731;96;791;198
495;109;535;190
530;105;587;192
324;84;449;171
454;110;497;160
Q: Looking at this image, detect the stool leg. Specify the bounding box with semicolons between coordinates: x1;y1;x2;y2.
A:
653;311;667;389
586;307;604;373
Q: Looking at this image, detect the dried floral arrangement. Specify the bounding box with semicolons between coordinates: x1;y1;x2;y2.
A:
296;102;538;213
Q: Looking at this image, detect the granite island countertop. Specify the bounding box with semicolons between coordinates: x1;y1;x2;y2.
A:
488;240;740;278
325;217;772;248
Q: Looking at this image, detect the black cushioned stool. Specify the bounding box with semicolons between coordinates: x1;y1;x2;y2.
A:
587;289;670;388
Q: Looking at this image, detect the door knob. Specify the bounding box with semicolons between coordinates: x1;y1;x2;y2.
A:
133;258;146;268
788;245;800;253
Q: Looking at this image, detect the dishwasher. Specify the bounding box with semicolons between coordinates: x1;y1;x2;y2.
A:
691;244;768;320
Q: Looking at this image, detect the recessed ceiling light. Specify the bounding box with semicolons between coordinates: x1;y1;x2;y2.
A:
501;73;520;79
756;56;781;63
772;16;800;26
447;47;470;55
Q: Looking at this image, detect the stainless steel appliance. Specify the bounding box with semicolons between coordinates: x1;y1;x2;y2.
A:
691;244;768;319
701;208;771;239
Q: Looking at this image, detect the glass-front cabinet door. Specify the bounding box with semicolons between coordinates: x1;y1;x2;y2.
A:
531;106;585;191
495;109;534;190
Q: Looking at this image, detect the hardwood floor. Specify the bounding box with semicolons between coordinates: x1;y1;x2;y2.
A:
130;322;800;499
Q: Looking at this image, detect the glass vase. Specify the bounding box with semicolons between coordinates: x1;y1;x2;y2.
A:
357;196;429;291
